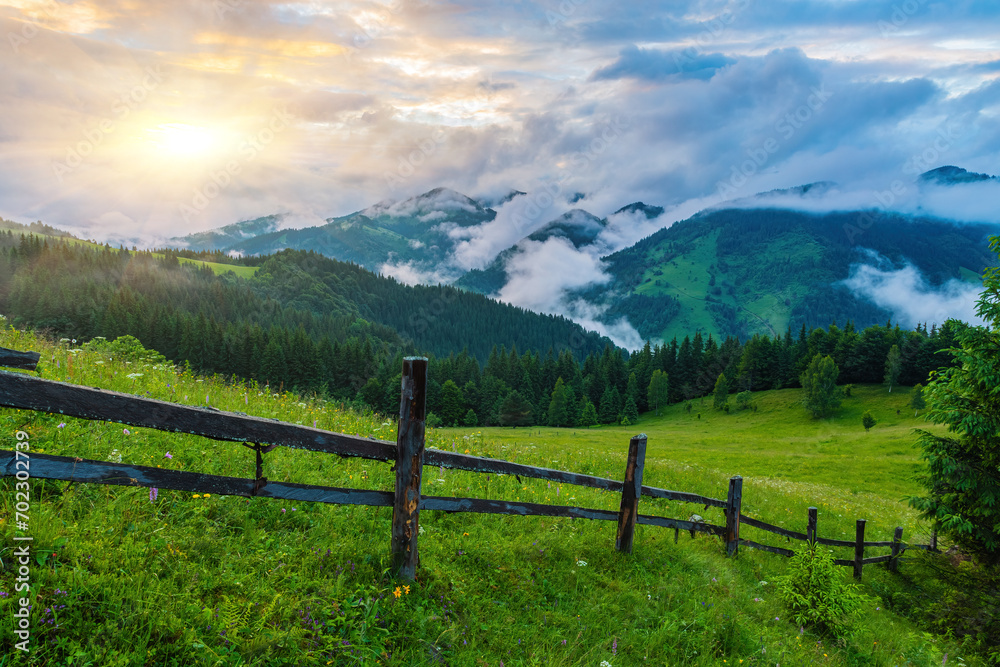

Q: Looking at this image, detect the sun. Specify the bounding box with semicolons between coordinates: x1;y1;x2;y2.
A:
145;123;219;157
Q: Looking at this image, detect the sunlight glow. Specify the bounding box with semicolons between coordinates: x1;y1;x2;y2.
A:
145;124;218;157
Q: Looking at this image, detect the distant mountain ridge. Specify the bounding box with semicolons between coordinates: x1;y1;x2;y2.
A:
158;165;1000;344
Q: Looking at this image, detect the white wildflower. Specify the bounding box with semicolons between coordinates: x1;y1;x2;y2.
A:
576;560;587;567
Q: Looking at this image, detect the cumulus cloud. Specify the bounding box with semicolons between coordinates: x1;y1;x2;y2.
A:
841;250;984;327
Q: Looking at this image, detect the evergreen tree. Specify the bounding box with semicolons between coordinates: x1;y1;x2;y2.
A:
599;385;622;424
439;380;465;426
909;242;1000;564
547;378;572;427
622;396;639;424
647;369;669;416
712;372;729;411
862;410;876;432
800;354;841;418
498;391;534;427
579;399;598;426
884;344;902;393
463;409;478;427
910;383;926;417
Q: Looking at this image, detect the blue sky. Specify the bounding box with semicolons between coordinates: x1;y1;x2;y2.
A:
0;0;998;245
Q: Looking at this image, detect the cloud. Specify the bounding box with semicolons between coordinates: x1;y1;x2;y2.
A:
591;46;735;81
494;236;644;348
841;250;984;327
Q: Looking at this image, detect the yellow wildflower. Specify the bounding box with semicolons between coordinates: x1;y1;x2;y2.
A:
393;587;402;598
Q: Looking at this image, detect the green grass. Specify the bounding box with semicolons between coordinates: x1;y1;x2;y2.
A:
172;256;258;278
0;326;985;666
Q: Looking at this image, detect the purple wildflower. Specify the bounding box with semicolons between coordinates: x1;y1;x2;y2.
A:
164;451;172;459
149;487;158;503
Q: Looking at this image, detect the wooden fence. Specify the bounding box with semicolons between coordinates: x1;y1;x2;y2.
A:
0;348;936;580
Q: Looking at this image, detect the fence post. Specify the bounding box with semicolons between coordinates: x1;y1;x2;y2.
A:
853;519;866;580
725;476;743;557
615;434;647;554
807;507;818;543
391;357;427;581
888;526;904;573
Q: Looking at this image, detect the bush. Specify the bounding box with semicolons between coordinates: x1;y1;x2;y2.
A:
777;542;872;636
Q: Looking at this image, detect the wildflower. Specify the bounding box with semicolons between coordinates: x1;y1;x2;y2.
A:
393;587;402;599
164;452;172;459
123;428;130;436
57;422;66;429
576;560;587;567
403;585;410;594
204;494;210;498
149;487;158;503
192;494;201;499
281;508;286;513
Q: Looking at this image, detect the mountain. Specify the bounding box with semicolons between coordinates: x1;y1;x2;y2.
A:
919;165;996;185
211;188;496;277
159;168;1000;346
171;214;284;252
585;207;998;342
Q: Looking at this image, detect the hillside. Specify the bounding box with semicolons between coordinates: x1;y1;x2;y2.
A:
0;327;992;666
591;207;998;341
0;233;615;405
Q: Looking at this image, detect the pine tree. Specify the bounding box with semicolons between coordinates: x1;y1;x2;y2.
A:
547;378;571;427
599;385;622;424
439;380;465;426
498;391;534;427
463;409;478;427
579;399;598;426
622;396;639;424
862;410;876;432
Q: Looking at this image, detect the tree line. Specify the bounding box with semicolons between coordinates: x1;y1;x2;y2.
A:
0;231;960;428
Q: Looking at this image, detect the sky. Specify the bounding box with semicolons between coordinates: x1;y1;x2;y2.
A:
1;0;998;246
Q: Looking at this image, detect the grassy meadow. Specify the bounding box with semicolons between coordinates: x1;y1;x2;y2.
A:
0;325;986;666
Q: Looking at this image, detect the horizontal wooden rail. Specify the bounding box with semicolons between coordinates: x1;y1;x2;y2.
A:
0;371;396;460
741;514;899;548
0;371;723;511
5;451;713;530
0;346;40;371
425;449;724;508
739;538;794;557
739;514;809;541
2;450;393;507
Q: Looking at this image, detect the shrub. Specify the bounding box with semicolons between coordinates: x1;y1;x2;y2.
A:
777;542;872;636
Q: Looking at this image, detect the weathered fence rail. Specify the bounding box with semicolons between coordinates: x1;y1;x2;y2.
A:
0;347;936;580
